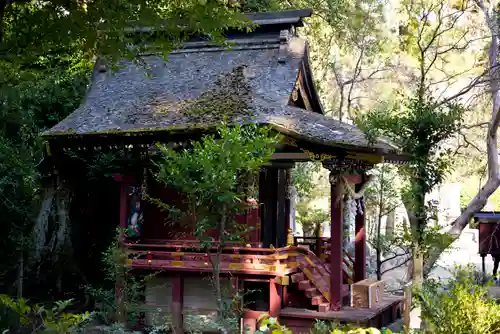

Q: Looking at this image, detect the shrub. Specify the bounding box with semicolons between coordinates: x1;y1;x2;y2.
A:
256;314;397;334
416;265;500;334
0;294;89;333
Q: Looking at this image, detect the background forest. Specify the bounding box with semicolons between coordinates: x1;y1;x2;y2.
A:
1;0;500;331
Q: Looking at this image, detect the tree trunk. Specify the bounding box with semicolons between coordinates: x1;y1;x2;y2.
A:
16;249;23;298
386;210;395;241
376;211;382;281
424;0;500;272
211;207;227;332
33;187;56;262
376;167;384;280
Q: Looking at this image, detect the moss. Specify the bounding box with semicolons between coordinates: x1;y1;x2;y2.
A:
179;65;253;122
43;128;78;136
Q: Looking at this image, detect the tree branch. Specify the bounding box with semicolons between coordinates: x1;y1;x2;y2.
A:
380;249;411;265
381;257;412;276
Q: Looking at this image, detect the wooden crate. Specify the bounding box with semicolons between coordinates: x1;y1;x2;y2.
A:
350;279;384;308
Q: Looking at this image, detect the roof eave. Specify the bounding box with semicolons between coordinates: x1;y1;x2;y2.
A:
269;124;410;164
300;42;324;114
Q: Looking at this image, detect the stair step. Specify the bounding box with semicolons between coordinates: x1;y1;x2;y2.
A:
311;295;326;305
298;280;312;290
318;303;330;312
291;272;304;283
304;287;320;298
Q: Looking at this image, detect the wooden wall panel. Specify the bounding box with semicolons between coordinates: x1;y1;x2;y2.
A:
143;275;173;326
143;178;252;243
183;276;234;332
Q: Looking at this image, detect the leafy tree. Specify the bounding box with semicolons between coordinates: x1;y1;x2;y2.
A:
296;202;329;237
364;164;410;281
152;123;280;328
0;55;92;296
358;97;464;281
355;0;489;283
0;0;252;66
292;162;323;201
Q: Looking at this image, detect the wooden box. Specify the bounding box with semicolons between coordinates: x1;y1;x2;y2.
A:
350;279;384;308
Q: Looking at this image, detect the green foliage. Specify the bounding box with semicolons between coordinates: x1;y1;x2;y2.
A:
256;315;397;334
86;229;146;325
0;294;89;333
292;161;324;200
0;54;92;287
296;202;329;237
356;95;464;234
255;314;292;334
234;0;283;12
416;265;500;334
364;164;401;219
1;0;251;66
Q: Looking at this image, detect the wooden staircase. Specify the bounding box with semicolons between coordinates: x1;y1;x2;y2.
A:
289;251;350;312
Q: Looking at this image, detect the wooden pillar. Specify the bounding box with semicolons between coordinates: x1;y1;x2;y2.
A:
354;182;366;282
260;167;278;247
282;285;289;308
277;169;287;248
258;169;266;247
113;173;132;324
329;171;344;311
172;274;184;333
269;278;281;317
284;169;292;239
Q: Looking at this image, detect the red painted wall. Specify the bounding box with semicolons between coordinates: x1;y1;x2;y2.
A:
143;180;260;244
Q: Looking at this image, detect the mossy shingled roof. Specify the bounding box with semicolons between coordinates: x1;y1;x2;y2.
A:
42;36;399;155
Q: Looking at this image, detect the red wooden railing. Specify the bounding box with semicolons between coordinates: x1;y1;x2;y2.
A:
293;236;354;284
124;238;354;283
124;239;327;276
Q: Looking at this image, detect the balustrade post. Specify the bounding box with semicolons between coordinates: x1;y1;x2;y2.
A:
315;238;321;258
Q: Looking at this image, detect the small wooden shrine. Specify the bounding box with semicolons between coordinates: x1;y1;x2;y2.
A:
473;211;500;274
42;9;408;332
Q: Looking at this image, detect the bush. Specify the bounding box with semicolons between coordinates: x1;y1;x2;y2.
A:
416;265;500;334
255;314;397;334
0;294;89;333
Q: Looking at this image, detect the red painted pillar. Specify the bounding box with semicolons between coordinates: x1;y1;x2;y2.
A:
172;274;184;333
113;173;135;231
113;173;131;324
354;192;366;282
242;313;257;333
284;169;292;238
119;182;128;230
329;172;344;311
269;278;281;317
